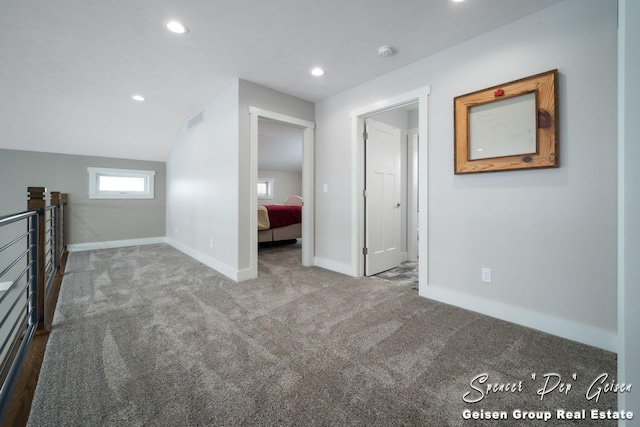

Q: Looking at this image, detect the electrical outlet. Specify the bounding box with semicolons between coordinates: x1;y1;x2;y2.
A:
481;268;492;283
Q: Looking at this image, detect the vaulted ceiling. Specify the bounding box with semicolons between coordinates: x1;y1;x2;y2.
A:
0;0;563;162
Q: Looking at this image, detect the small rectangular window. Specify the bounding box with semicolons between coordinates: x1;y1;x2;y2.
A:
257;178;273;200
88;167;155;199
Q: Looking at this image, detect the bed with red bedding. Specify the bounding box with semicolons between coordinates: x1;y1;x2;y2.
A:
257;196;302;243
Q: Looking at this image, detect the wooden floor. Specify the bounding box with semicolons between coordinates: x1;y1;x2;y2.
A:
1;252;67;427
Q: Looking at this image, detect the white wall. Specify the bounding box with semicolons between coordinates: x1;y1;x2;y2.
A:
166;81;240;278
257;170;302;206
315;0;618;349
166;80;313;279
238;80;314;272
619;0;640;422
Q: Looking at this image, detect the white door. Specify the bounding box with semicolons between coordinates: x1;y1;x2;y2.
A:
364;118;401;276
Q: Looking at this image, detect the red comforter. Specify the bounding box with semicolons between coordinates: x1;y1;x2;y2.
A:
263;205;302;228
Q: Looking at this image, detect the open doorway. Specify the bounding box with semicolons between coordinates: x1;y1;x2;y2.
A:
363;105;419;289
350;86;429;293
257;119;304;255
248;107;315;280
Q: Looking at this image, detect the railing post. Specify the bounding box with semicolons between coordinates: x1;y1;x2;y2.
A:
60;193;68;254
50;192;60;272
27;215;39;328
27;187;46;332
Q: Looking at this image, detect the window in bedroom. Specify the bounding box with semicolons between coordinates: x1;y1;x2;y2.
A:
88;167;155;199
257;178;273;200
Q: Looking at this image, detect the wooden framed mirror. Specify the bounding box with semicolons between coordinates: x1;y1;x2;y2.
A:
454;69;558;174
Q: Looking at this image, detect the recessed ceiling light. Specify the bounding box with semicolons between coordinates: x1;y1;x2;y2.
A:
452;0;465;2
311;67;325;77
132;95;145;101
165;20;188;34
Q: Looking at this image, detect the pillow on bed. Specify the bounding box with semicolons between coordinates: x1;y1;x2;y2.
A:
257;205;270;230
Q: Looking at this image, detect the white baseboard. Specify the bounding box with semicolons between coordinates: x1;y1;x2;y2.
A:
67;237;166;252
166;238;239;282
421;285;618;353
314;256;355;277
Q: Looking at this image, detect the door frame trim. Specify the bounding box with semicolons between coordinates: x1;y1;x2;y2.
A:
350;86;430;291
248;107;315;279
407;127;419;262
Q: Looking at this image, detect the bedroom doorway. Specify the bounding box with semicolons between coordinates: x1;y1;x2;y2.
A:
350;86;429;293
257;119;303;252
248;107;315;279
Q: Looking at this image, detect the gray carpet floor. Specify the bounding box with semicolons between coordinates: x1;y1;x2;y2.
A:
28;243;617;426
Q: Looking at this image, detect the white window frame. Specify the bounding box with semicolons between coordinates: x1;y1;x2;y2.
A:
257;178;274;200
88;167;155;199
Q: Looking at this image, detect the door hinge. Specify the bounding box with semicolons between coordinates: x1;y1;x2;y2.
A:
363;189;368;198
363;131;368;140
363;247;368;255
